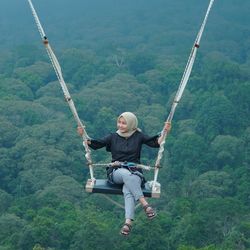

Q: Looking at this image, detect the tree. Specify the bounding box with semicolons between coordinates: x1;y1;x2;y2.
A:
210;135;243;169
0;78;33;101
169;132;208;177
75;73;154;122
227;82;250;128
92;106;116;136
13;61;53;92
0;213;26;249
19;202;82;250
35;80;63;99
36;175;84;206
126;212;172;250
16;167;62;195
69;205;119;250
0;117;19;148
177;245;219;250
0;189;13;214
190;171;233;199
127;53;156;76
0;148;18;192
196;94;237;141
0;100;50;127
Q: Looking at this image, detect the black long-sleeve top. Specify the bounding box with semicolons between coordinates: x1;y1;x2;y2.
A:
89;131;160;164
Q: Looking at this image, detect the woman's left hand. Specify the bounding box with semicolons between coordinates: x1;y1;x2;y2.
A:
164;122;171;132
77;126;84;136
158;122;171;145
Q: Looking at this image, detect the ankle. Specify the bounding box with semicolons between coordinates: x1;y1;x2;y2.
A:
139;198;148;207
125;219;132;225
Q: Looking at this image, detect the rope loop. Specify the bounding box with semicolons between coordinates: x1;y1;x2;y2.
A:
27;0;93;174
153;0;215;185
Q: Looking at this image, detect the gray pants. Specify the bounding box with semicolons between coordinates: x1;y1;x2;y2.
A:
112;168;144;220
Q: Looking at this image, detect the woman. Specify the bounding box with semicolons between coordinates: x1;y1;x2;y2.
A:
78;112;171;236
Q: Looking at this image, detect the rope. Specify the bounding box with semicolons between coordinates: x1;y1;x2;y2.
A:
100;194;125;209
100;194;141;210
27;0;93;172
92;162;154;171
153;0;215;190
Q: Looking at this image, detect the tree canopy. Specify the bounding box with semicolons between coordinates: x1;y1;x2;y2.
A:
0;0;249;249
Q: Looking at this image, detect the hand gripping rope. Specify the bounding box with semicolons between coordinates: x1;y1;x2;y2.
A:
27;0;94;179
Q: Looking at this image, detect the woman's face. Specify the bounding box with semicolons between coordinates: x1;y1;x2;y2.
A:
117;116;128;133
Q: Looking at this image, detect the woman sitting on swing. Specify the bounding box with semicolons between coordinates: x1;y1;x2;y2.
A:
78;112;171;236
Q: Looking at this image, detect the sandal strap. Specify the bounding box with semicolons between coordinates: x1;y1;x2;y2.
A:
123;223;132;230
120;223;132;235
144;204;154;213
143;204;157;219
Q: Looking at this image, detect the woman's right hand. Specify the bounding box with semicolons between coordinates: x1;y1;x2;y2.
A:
77;127;91;144
164;122;171;132
77;126;84;136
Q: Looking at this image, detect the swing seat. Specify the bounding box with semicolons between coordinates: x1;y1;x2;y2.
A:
85;179;161;198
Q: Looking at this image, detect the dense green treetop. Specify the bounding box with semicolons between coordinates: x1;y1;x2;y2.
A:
0;0;249;249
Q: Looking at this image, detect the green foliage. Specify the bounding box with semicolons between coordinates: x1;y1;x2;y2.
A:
127;53;156;75
75;73;154;128
196;94;237;141
190;171;233;199
227;81;250;128
0;100;50;127
169;132;208;178
127;212;172;250
177;245;219;250
210;135;243;168
36;175;84;205
0;189;12;214
0;78;33;101
0;117;19;147
69;206;119;250
0;213;26;249
0;1;249;249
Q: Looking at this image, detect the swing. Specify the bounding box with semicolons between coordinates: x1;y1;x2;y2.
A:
85;162;161;198
85;179;160;198
27;0;215;198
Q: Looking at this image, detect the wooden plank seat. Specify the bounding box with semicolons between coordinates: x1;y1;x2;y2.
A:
85;179;161;198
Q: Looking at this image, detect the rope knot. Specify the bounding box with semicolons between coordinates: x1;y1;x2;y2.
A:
43;36;49;45
65;96;71;102
155;164;161;169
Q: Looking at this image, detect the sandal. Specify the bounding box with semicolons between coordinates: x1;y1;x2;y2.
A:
143;204;157;220
120;223;132;236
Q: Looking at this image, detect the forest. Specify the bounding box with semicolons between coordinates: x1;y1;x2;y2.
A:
0;0;249;249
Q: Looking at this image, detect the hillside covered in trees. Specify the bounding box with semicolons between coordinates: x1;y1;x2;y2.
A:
0;0;249;249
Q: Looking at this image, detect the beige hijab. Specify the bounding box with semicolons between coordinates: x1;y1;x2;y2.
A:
116;112;140;138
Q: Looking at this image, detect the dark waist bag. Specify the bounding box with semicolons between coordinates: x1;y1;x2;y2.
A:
106;163;146;188
106;166;115;183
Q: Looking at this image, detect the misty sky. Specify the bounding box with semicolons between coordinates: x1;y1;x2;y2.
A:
0;0;249;59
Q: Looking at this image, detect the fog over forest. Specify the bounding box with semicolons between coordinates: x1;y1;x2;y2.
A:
0;1;249;250
1;0;249;62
